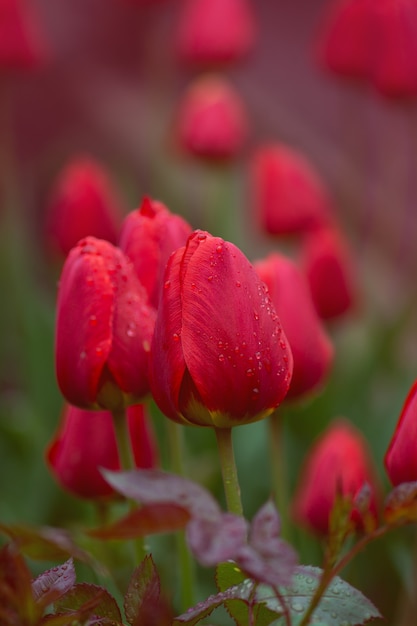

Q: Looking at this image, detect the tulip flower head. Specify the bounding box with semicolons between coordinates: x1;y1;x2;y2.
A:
250;144;333;236
149;230;293;429
254;252;334;400
44;157;123;259
300;226;357;320
175;74;249;161
176;0;256;67
317;0;417;98
385;380;417;485
0;0;46;70
46;403;158;500
292;419;379;535
119;196;192;308
55;237;156;411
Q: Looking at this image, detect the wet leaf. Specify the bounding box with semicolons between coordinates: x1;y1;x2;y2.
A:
88;503;190;540
384;481;417;525
124;554;172;626
53;582;122;623
32;558;75;609
0;543;41;626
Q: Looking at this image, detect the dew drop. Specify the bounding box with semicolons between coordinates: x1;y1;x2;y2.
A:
89;315;97;326
236;281;241;287
126;322;136;337
255;351;261;360
216;244;223;253
197;232;207;241
253;311;259;321
246;368;255;377
207;275;213;281
251;387;260;399
291;602;304;613
218;354;225;362
173;333;180;342
164;280;171;289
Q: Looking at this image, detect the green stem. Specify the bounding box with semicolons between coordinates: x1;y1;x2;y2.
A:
166;419;195;611
111;407;145;563
215;427;243;517
268;410;290;541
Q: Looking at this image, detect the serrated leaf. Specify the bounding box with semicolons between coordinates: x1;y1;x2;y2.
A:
255;566;382;626
173;584;255;625
187;513;248;567
102;469;220;519
0;523;92;564
124;554;172;626
54;582;122;623
32;558;76;609
88;503;190;540
216;561;247;591
0;543;42;625
384;481;417;525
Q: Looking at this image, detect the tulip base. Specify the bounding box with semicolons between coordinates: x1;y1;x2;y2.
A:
215;427;243;517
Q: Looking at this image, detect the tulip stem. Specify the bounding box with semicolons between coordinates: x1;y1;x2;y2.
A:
268;410;290;541
111;408;145;564
166;419;196;611
215;427;243;517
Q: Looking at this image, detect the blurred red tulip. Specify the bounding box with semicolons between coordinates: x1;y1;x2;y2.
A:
0;0;47;69
119;196;192;307
175;74;249;161
385;380;417;485
44;156;123;259
292;419;379;535
176;0;256;67
250;144;333;236
318;0;417;98
149;230;293;428
300;226;357;320
55;237;155;410
46;403;158;500
254;252;334;399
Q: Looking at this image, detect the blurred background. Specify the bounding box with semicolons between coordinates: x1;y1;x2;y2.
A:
2;0;417;623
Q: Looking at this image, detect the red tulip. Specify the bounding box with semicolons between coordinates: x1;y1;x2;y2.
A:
250;144;333;236
55;237;155;410
175;75;249;161
292;419;379;535
119;196;192;308
254;253;334;399
385;380;417;485
46;403;158;499
176;0;256;67
44;156;123;259
317;0;417;98
0;0;46;70
300;226;357;320
149;230;293;428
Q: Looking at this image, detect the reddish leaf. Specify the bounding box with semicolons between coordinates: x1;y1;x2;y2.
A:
0;543;41;625
88;503;190;540
186;513;248;567
32;559;76;609
53;582;122;623
384;481;417;525
124;555;172;626
102;469;220;519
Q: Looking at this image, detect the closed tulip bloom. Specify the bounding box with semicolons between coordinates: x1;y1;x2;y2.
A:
119;196;192;308
44;157;123;259
318;0;417;98
55;237;155;410
175;75;249;161
300;226;357;320
385;380;417;485
149;230;293;428
0;0;46;69
293;419;379;535
251;144;333;236
46;403;158;499
254;253;334;399
176;0;256;67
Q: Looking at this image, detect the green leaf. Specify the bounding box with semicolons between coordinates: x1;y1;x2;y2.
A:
256;566;382;626
53;582;122;624
216;561;247;591
124;554;172;626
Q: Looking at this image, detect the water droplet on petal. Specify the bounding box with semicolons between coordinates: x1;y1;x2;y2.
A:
251;388;260;400
197;232;207;241
216;244;223;253
126;322;136;337
253;311;259;320
164;280;171;289
89;315;97;326
246;368;255;377
207;275;213;281
218;354;225;362
236;281;241;287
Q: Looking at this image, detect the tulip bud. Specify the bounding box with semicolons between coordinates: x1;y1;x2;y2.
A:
55;237;155;410
46;403;158;500
299;226;357;320
119;196;192;308
292;419;379;535
176;0;256;67
254;253;334;399
0;0;46;70
44;157;123;259
317;0;417;98
250;144;333;236
175;75;249;161
149;230;293;428
385;380;417;485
